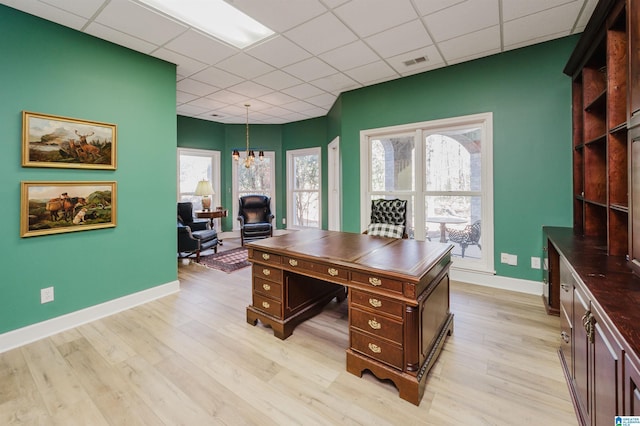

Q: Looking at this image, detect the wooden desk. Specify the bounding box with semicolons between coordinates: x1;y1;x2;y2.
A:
246;230;454;406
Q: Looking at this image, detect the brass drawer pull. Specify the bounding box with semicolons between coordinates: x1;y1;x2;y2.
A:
262;283;271;291
262;253;270;260
368;319;381;330
262;301;270;309
289;259;298;267
368;343;381;354
561;331;570;344
328;268;339;276
369;298;382;308
262;268;271;276
369;277;382;286
560;282;570;292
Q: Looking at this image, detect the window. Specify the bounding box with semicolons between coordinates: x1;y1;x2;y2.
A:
177;148;220;210
361;113;494;273
287;148;321;229
232;151;276;229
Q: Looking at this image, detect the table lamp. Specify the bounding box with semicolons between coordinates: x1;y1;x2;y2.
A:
194;179;214;211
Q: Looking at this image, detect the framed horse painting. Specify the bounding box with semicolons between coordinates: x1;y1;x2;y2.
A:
21;181;117;237
22;111;117;169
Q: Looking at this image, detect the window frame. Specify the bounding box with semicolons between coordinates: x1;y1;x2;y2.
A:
360;112;494;274
231;150;276;230
286;147;322;230
177;148;221;210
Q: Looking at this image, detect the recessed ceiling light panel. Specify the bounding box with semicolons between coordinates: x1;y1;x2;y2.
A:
139;0;274;48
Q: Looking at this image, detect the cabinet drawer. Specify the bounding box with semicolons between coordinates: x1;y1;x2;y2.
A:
560;303;572;377
284;256;348;282
252;293;282;318
350;307;403;344
559;257;574;316
253;265;283;282
351;271;403;294
253;277;282;300
350;289;404;319
350;329;403;370
251;250;282;265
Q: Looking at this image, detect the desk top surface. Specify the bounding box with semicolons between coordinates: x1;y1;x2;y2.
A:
247;230;452;280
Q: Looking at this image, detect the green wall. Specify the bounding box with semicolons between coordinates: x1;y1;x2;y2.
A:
178;36;577;282
0;6;178;334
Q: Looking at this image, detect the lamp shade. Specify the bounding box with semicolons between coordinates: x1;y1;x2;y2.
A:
194;179;214;196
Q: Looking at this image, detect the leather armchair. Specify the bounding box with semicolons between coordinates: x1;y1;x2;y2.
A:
237;195;274;246
177;202;218;262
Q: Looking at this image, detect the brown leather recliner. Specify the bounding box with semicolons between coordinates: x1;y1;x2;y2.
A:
237;195;274;246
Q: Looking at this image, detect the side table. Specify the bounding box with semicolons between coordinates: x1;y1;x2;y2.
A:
195;209;228;245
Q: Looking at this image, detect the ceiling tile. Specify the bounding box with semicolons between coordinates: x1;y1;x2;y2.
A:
41;0;105;19
227;80;274;98
284;12;358;55
574;0;598;31
176;91;198;104
246;36;312;68
176;79;219;96
153;48;209;77
319;40;380;71
412;0;466;16
503;1;582;48
281;83;326;99
254;70;303;91
438;25;501;62
306;92;337;108
311;73;360;94
366;19;433;59
86;22;157;55
283;57;338;81
502;0;577;21
283;100;317;112
188;97;228;110
206;90;248;105
344;61;398;85
424;0;499;42
177;103;209;116
4;0;87;30
215;53;276;80
190;67;244;89
321;0;350;8
164;29;237;65
259;92;298;105
95;0;188;45
333;0;418;38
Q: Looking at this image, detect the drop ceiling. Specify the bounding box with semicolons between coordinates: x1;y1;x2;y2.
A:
1;0;597;124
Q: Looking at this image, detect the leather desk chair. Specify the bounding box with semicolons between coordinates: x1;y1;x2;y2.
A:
237;195;274;246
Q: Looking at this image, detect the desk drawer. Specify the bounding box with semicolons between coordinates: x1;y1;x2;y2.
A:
253;277;282;300
252;293;282;318
253;265;283;283
284;256;348;282
350;289;404;319
251;250;282;266
351;271;403;294
350;307;403;344
350;329;403;370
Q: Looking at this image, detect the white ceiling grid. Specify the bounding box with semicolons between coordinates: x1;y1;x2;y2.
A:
1;0;598;123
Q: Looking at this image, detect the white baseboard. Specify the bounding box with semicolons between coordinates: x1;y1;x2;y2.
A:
0;280;180;354
450;267;543;295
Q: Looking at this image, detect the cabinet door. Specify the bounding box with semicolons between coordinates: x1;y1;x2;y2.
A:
591;306;621;424
626;353;640;415
573;284;591;423
630;0;640;122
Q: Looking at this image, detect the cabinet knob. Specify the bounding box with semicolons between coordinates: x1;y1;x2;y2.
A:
289;259;298;267
560;282;570;292
262;253;270;260
328;268;339;276
368;277;382;286
368;298;382;308
561;331;570;343
368;343;381;354
262;268;271;276
368;319;381;330
262;283;271;291
262;301;270;309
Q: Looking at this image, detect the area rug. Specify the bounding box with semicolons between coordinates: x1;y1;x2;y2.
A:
197;247;251;273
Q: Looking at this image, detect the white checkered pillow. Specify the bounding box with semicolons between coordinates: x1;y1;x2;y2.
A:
367;223;404;238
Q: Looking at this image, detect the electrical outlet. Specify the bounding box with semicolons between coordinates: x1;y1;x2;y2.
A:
282;217;286;225
500;253;509;264
40;287;54;304
531;256;541;269
508;254;518;266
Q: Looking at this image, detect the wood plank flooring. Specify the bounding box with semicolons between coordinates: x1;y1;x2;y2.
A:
0;241;577;425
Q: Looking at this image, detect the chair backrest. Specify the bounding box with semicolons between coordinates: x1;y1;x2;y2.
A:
239;195;272;224
370;199;407;227
469;220;481;243
177;202;195;225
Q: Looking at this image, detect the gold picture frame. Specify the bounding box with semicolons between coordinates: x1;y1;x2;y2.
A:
21;181;117;238
22;111;117;169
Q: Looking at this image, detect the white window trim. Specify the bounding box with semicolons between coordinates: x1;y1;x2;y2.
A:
231;151;276;231
286;147;322;230
177;147;221;208
360;112;494;275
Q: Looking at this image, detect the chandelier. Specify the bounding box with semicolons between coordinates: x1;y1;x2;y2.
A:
232;104;264;168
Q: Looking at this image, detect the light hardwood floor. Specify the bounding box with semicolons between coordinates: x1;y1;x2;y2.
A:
1;240;577;425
